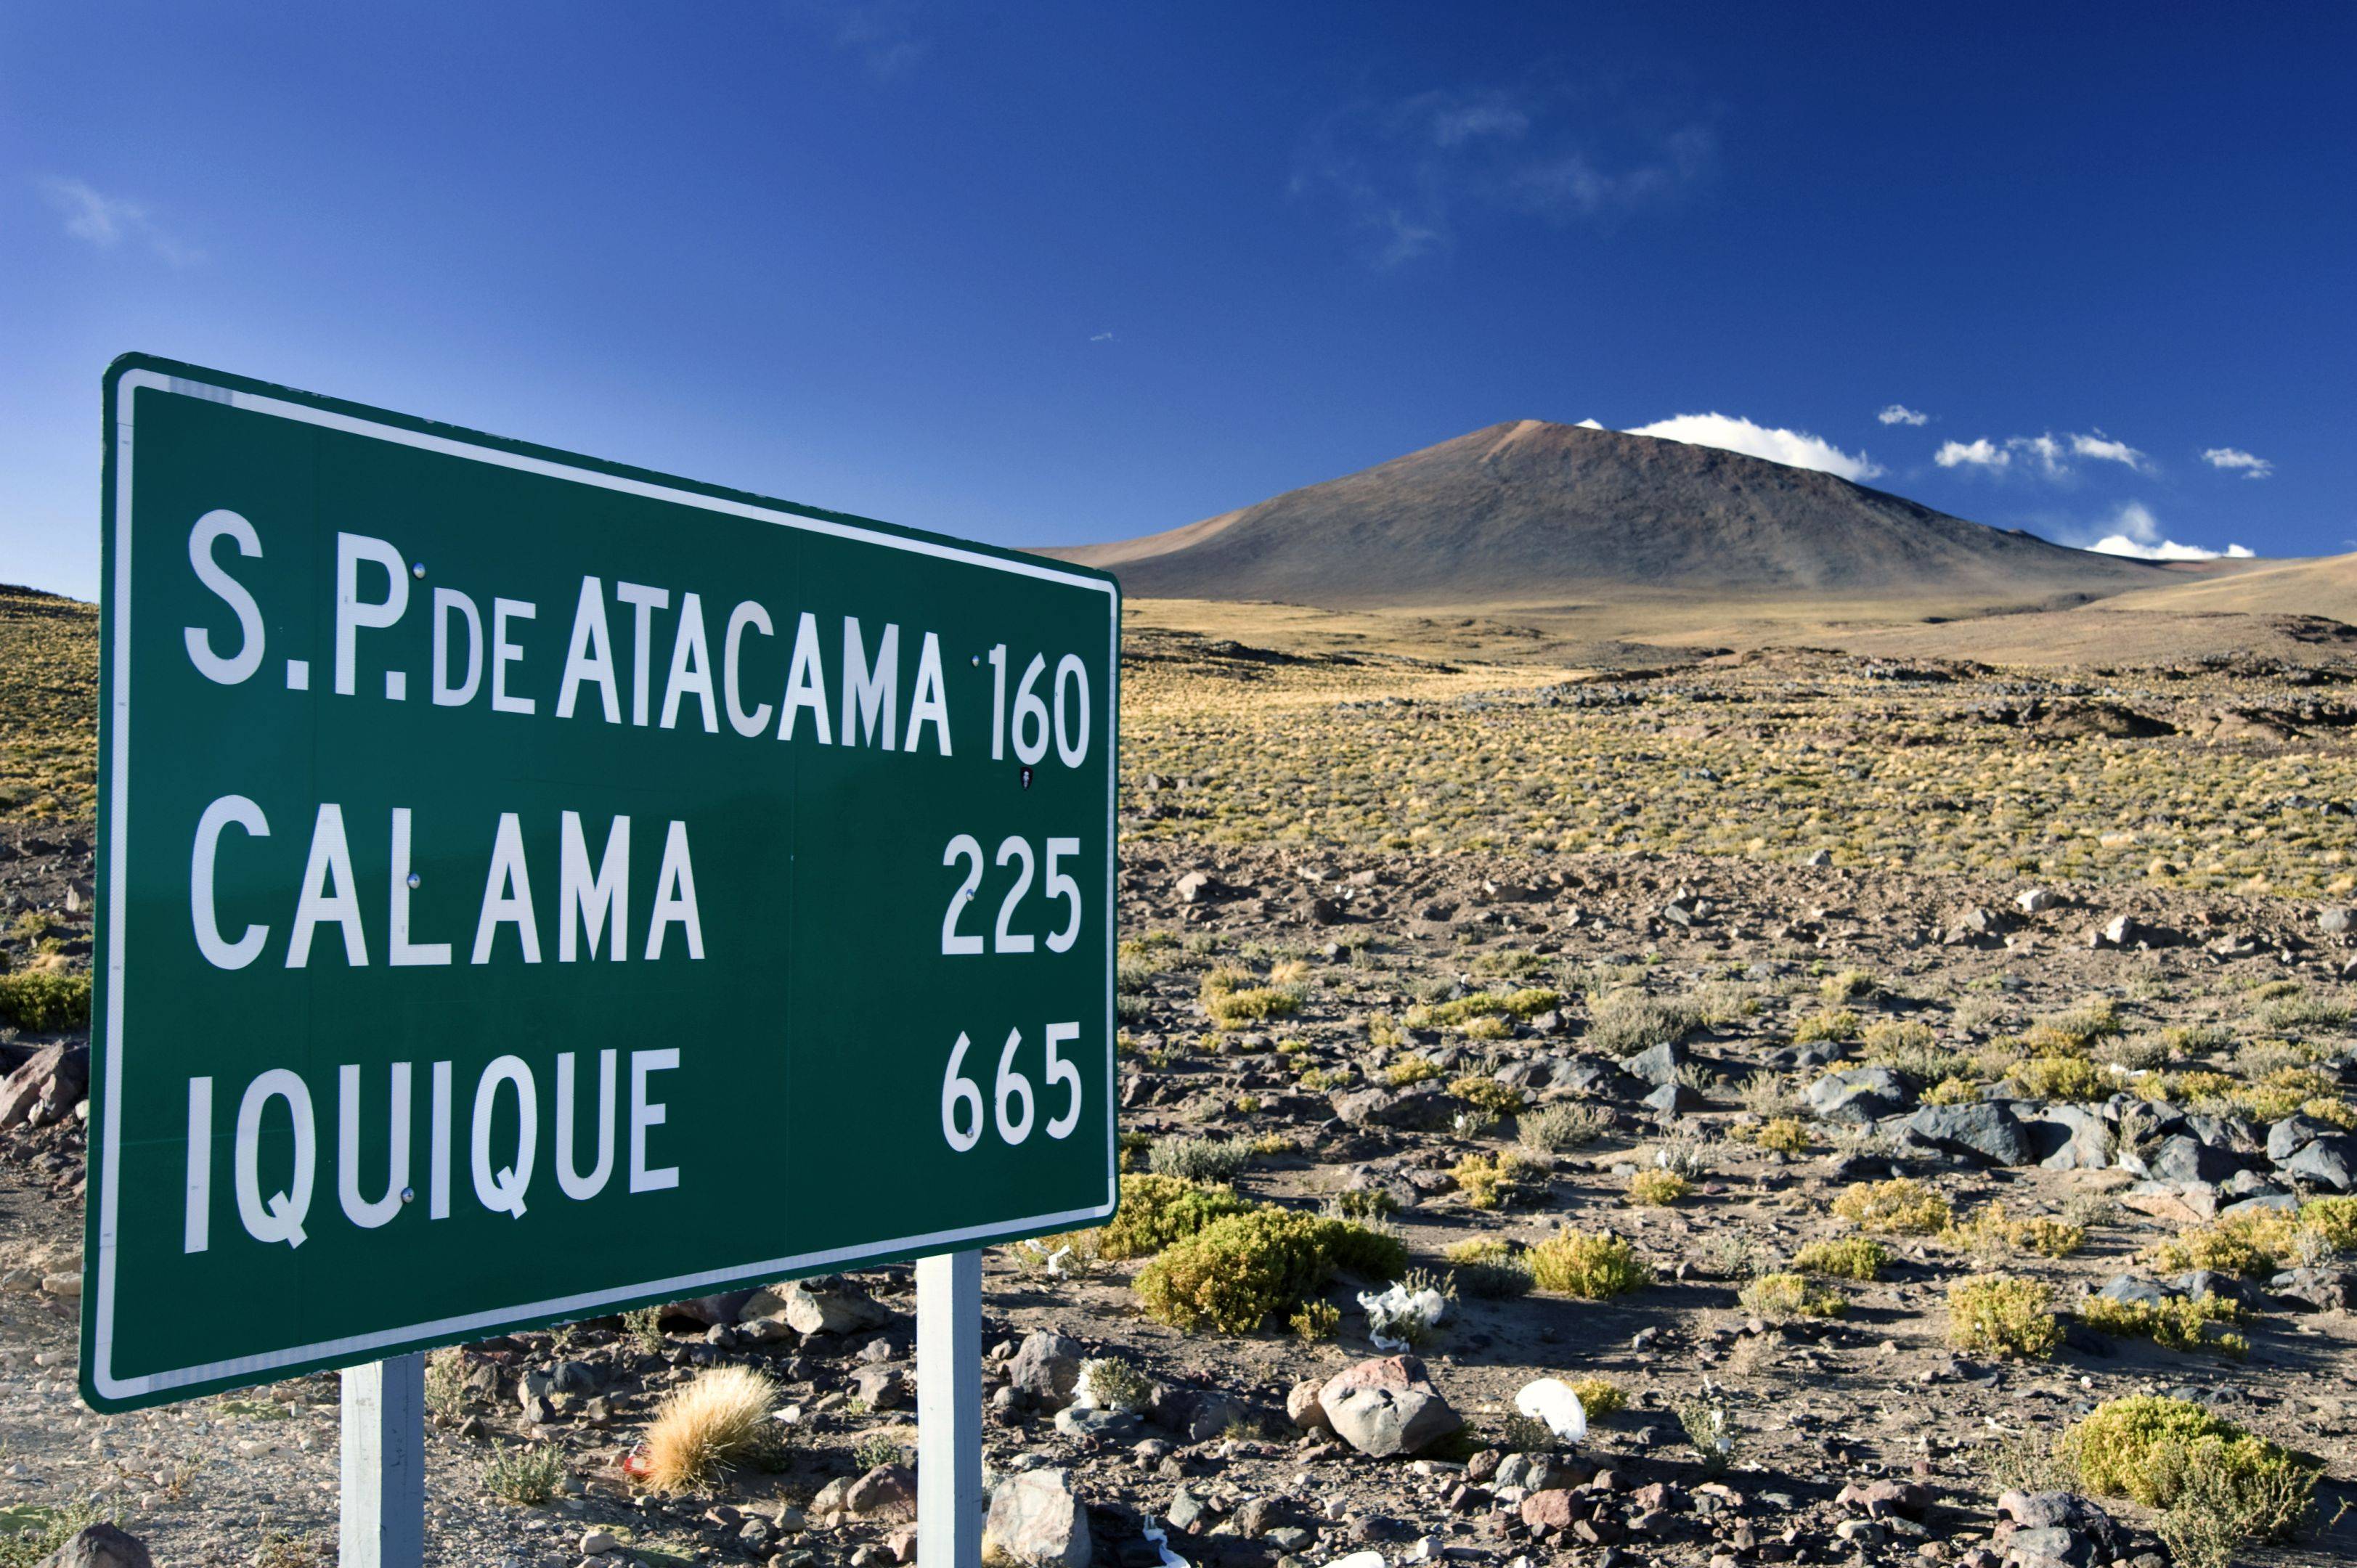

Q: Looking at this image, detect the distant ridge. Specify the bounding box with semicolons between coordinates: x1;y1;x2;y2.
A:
1043;420;2178;608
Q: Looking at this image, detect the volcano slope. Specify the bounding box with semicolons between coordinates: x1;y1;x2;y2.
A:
1043;419;2176;616
7;589;2357;1567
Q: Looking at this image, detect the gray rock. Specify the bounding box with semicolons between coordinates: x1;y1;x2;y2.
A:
985;1469;1093;1568
2136;1134;2243;1185
1902;1102;2038;1165
38;1524;152;1568
2284;1135;2357;1191
1054;1406;1141;1442
1623;1041;1687;1087
2016;888;2060;914
1175;872;1227;905
0;1042;87;1130
1330;1087;1454;1130
854;1365;908;1410
2096;1275;2171;1307
1641;1081;1697;1114
1008;1330;1084;1408
1807;1066;1913;1124
775;1279;892;1336
844;1464;916;1519
1494;1452;1581;1492
2031;1105;2111;1172
1318;1355;1462;1458
2321;906;2355;935
2267;1114;2334;1163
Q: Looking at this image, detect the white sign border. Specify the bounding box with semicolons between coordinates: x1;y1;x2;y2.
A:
93;365;1120;1404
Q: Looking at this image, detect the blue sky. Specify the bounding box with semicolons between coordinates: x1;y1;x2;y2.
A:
5;2;2352;600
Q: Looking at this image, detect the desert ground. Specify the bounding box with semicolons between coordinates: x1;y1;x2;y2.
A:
7;584;2357;1568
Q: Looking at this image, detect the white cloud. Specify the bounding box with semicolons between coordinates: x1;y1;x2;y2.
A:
1574;417;1604;429
1088;331;1115;343
2069;431;2147;471
1291;77;1714;269
1878;404;1930;426
1935;438;2008;470
2203;446;2273;479
2010;433;2068;478
2082;501;2252;561
1626;412;1881;481
39;176;199;265
1932;428;2152;481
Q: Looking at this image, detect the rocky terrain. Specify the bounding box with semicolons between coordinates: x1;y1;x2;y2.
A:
7;621;2357;1568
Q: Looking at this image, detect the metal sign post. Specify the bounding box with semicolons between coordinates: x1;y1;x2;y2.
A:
341;1354;425;1568
918;1249;984;1568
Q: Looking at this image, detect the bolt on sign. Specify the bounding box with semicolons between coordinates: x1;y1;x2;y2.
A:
85;356;1119;1410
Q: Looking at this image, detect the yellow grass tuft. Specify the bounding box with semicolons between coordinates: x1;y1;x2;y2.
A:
637;1365;777;1493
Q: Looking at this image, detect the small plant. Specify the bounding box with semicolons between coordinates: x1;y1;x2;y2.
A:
1520;1101;1612;1151
2078;1293;2248;1357
1147;1134;1255;1184
1450;1073;1528;1118
1405;987;1563;1032
1793;1236;1887;1281
1201;967;1303;1030
1947;1273;2061;1358
1624;1167;1692;1206
1738;1271;1845;1321
1383;1055;1446;1087
1672;1394;1735;1475
2143;1210;2297;1278
1585;989;1701;1057
1792;1008;1860;1044
1833;1177;1953;1236
2010;1055;2113;1101
623;1304;667;1355
1454;1148;1550;1209
635;1365;778;1494
1821;968;1878;1001
1751;1116;1810;1154
1328;1186;1400;1222
852;1430;905;1472
0;971;91;1032
1076;1357;1155;1413
1443;1236;1532;1297
1096;1174;1254;1261
1568;1375;1626;1420
2065;1396;2316;1544
1132;1209;1403;1334
484;1440;566;1505
1527;1228;1650;1299
424;1347;468;1427
1290;1299;1341;1340
1945;1202;2087;1261
1979;1424;2074;1498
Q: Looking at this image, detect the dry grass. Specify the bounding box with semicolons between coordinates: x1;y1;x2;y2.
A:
635;1365;778;1493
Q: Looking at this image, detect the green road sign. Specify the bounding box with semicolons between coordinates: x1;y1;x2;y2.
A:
85;356;1120;1411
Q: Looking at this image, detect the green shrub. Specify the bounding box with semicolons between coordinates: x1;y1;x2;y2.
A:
1443;1237;1532;1297
2065;1396;2316;1541
1449;1074;1528;1117
1585;990;1701;1057
1527;1229;1650;1299
1947;1273;2061;1358
1792;1008;1860;1044
1624;1168;1691;1206
1793;1236;1888;1281
1833;1177;1952;1236
0;972;90;1032
1146;1135;1255;1184
483;1441;565;1505
1738;1271;1844;1321
1096;1174;1253;1261
1383;1055;1445;1087
2010;1055;2113;1102
2078;1293;2247;1358
2144;1211;2295;1278
1520;1101;1611;1151
1405;988;1562;1032
1452;1148;1550;1209
1132;1209;1401;1334
1568;1375;1626;1420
